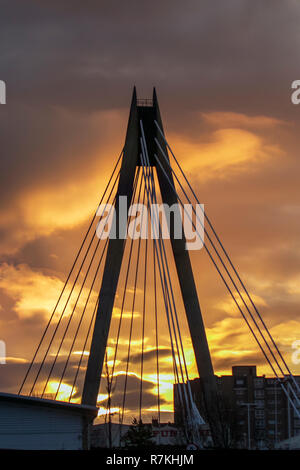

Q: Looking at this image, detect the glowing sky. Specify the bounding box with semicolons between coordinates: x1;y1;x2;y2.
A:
1;0;300;423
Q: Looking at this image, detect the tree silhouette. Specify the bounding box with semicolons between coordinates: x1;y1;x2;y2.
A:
121;418;154;448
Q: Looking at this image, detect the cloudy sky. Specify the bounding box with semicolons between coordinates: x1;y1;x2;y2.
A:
1;0;300;422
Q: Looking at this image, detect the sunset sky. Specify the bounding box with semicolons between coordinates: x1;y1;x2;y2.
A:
1;1;300;423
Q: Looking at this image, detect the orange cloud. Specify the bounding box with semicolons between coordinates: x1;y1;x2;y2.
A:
201;111;287;129
0;263;99;321
0;263;64;320
169;127;281;179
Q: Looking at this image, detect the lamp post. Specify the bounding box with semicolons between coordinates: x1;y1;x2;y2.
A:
240;402;256;450
274;380;278;444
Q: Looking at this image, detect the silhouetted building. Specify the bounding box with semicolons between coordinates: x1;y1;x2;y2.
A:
174;366;300;449
0;392;97;450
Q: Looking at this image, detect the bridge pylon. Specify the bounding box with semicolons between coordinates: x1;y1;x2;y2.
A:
81;88;223;446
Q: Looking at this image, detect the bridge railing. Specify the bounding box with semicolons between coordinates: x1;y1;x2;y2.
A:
137;98;153;107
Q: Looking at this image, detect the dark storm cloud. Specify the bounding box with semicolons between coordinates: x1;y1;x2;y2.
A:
0;0;299;116
213;352;267;374
1;219;93;274
0;0;299;226
0;104;123;207
1;0;299;208
0;363;28;392
122;348;172;365
0;359;167;420
108;373;167;409
0;355;85;395
0;0;299;389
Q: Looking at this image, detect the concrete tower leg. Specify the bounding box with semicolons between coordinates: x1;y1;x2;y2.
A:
82;87;223;447
82;88;139;407
153;89;223;447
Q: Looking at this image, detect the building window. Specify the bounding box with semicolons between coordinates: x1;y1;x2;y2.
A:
254;378;264;388
255;409;265;418
269;409;281;415
255;400;264;408
254;390;264;398
235;389;245;395
255;419;265;428
267;389;278;395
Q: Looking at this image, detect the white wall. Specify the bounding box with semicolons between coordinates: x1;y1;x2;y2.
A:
0;400;85;450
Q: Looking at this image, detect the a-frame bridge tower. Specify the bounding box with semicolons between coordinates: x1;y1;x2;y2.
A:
82;87;219;439
15;88;300;451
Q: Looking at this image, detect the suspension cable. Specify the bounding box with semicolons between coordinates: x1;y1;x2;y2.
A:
42;192;118;398
120;171;145;425
152;150;300;418
141;122;194;408
153;232;161;424
29;167;120;396
55;236;110;399
68;167;141;402
110;168;141;383
140;145;189;429
149;162;194;409
69;296;99;402
154;138;300;406
155;120;300;391
139;213;148;422
19;151;122;395
155;137;287;380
